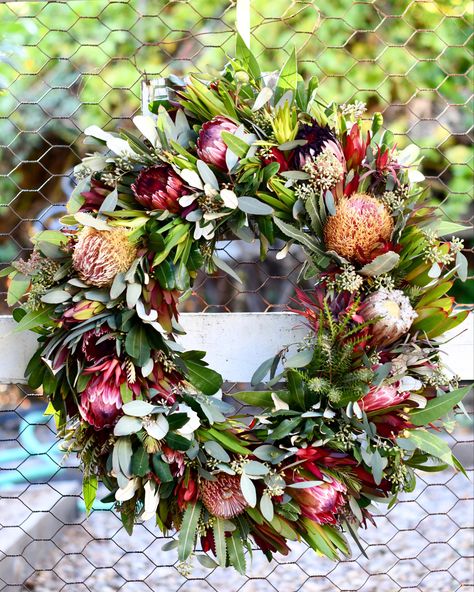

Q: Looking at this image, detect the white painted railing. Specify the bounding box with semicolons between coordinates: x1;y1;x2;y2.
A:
0;313;472;384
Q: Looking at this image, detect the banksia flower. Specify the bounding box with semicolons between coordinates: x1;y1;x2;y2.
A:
324;193;394;264
200;474;248;519
72;227;137;287
361;289;417;347
196;116;238;171
132;164;189;212
289;476;346;525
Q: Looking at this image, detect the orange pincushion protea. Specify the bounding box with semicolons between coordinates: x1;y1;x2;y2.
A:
72;227;137;287
200;473;248;519
324;193;394;264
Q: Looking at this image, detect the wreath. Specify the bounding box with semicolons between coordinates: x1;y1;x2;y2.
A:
5;36;472;574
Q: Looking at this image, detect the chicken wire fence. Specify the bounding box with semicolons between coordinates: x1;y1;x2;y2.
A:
0;0;472;590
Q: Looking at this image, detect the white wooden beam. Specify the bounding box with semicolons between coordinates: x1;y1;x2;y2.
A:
0;314;472;384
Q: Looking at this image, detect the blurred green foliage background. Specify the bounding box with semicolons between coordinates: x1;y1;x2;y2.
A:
0;0;472;304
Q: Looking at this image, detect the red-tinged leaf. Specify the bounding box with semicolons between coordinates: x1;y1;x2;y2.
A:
426;310;470;339
412;311;447;333
425;297;455;313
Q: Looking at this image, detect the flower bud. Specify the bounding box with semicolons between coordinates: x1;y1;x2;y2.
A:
132;164;189;212
196;116;239;171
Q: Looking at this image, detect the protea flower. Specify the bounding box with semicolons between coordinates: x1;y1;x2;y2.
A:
324;193;394;264
200;474;248;519
81;326;115;363
72;227;137;287
343;123;370;170
289;476;346;525
361;289;417;347
292;121;339;169
161;445;185;477
196;116;238;170
373;412;413;438
131;165;189;212
79;372;122;429
79;178;110;211
361;384;410;412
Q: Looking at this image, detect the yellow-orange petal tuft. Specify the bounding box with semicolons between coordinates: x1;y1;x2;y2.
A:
324;193;394;264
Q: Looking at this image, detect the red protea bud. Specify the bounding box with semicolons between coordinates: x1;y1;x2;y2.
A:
132;164;189;212
81;326;115;363
80;179;111;211
175;473;199;511
373;413;413;438
79;373;122;429
196;116;239;171
343;124;370;170
261;147;289;172
72;227;137;287
200;473;248;519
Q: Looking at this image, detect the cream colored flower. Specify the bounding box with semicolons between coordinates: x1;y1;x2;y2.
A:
362;289;418;347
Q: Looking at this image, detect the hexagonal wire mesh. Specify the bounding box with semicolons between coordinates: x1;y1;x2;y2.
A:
0;0;472;590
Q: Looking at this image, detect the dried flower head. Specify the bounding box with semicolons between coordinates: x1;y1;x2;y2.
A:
324;193;394;264
200;473;248;519
72;227;137;287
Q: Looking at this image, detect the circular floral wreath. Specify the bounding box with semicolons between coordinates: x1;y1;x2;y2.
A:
6;37;472;574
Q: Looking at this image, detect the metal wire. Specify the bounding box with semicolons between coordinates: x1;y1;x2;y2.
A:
0;1;472;590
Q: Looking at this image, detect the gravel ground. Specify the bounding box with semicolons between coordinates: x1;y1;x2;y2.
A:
7;465;471;592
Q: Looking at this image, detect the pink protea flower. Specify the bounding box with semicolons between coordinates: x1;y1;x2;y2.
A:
200;473;248;519
131;164;189;212
361;384;410;413
196;116;238;170
72;227;137;287
161;445;185;477
289;476;346;525
79;372;122;429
